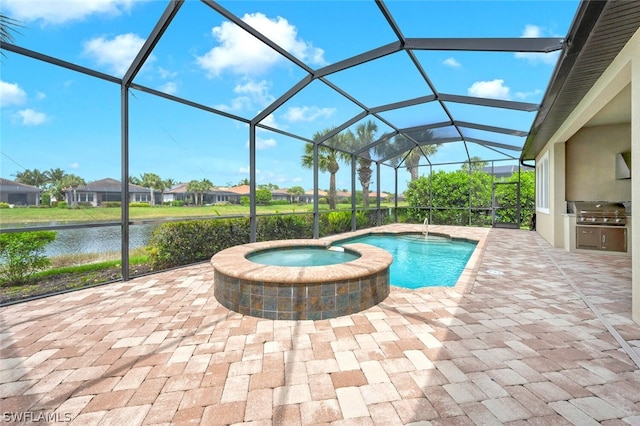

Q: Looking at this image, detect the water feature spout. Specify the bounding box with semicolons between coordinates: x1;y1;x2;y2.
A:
423;217;429;239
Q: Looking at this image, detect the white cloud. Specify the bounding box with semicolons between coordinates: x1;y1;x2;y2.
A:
443;57;461;68
158;67;178;79
70;162;80;169
514;24;560;65
257;138;277;150
467;79;510;100
83;33;152;76
35;91;46;100
258;113;280;129
239;166;261;174
521;24;543;38
2;0;135;25
514;88;543;100
234;79;274;106
196;12;326;77
160;82;178;95
0;81;27;107
283;106;335;122
15;108;48;125
245;137;277;150
215;79;275;112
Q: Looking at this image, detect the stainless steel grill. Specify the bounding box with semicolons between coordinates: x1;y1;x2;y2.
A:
573;201;626;226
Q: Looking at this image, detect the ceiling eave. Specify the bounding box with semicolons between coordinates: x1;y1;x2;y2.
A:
520;0;640;163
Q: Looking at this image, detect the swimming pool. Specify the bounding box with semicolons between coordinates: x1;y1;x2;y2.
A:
336;234;477;289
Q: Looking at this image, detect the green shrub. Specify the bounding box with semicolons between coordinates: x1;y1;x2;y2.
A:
318;197;328;205
147;218;250;270
0;202;9;209
268;200;290;206
318;211;368;236
129;202;150;207
257;215;313;241
101;201;121;208
240;196;250;206
171;200;184;207
57;201;68;209
0;231;57;284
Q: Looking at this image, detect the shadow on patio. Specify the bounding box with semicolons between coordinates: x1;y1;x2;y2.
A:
1;225;639;424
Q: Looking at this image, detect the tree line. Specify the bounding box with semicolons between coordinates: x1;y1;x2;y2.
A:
301;119;438;210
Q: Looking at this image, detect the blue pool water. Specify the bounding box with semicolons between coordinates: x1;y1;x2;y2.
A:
247;247;360;267
338;234;477;289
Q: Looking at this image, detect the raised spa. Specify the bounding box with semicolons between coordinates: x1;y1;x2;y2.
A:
211;240;392;320
247;246;360;267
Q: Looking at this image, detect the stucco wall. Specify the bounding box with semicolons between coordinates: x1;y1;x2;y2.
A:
565;124;632;202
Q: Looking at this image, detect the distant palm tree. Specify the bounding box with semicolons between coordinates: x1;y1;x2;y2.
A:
301;128;351;210
13;168;48;189
460;156;488;173
45;168;67;202
287;186;305;203
186;178;213;206
351;120;379;208
62;174;86;208
139;173;164;206
390;131;439;181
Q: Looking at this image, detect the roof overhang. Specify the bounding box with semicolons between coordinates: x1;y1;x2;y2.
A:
520;0;640;163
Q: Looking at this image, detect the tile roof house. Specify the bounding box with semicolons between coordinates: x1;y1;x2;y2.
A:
163;183;241;205
0;178;41;206
68;178;160;207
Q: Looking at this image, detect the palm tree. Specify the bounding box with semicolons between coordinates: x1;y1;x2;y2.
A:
390;131;439;181
13;168;48;189
301;128;350;210
1;14;21;60
460;156;488;173
45;168;67;202
186;179;213;206
352;120;378;208
198;179;213;205
287;186;305;204
139;173;164;206
62;174;86;208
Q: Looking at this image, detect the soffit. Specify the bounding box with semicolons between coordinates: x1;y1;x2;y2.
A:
522;0;640;161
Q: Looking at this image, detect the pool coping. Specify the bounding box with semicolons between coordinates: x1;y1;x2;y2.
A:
211;223;488;294
210;238;393;284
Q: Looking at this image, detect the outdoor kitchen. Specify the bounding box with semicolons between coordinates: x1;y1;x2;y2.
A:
562;123;632;255
565;201;631;254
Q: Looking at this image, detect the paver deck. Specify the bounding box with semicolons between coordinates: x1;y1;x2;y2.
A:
1;225;639;425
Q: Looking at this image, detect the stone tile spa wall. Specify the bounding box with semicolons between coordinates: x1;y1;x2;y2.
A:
211;239;392;320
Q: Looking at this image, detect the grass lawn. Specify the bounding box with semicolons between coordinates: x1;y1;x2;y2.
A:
0;202;405;226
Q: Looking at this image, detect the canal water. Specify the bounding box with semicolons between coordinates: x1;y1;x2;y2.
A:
39;223;158;257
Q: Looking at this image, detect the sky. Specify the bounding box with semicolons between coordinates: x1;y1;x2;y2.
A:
0;0;580;194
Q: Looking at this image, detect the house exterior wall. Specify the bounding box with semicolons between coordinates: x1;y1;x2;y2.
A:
1;191;39;206
536;27;639;324
535;143;565;247
565;124;631;202
632;41;639;325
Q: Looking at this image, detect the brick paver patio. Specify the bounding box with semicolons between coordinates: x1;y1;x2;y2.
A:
1;225;639;425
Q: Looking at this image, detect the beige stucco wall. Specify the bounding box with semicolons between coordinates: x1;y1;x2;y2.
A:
565;124;631;202
632;42;639;325
537;27;639;324
536;143;566;247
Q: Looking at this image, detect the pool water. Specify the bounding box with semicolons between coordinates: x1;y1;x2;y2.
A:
247;247;360;267
337;234;476;289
